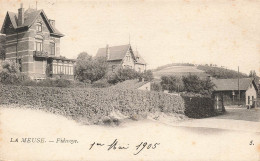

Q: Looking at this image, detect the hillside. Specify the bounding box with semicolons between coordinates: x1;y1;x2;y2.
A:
153;65;209;79
197;65;248;79
153;63;248;79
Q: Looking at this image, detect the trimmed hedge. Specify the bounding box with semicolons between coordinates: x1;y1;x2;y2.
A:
0;84;185;122
182;95;215;118
0;84;216;121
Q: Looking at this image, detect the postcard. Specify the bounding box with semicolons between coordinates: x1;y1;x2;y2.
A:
0;0;259;161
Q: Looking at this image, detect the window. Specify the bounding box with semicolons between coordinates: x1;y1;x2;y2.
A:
36;23;42;32
126;56;130;61
50;42;55;56
35;39;43;51
112;65;116;72
53;64;57;74
64;64;68;75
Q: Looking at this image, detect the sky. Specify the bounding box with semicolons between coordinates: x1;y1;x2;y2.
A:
0;0;259;75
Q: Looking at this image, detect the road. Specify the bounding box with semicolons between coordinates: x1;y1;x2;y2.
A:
0;106;260;161
173;107;260;133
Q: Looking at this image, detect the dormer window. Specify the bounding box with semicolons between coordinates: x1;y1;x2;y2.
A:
36;22;42;32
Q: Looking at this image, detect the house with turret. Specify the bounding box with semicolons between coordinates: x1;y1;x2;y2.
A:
0;4;75;80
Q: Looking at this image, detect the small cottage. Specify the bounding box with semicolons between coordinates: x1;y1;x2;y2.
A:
212;78;258;107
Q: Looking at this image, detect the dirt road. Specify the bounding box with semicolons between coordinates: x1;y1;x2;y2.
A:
0;107;260;161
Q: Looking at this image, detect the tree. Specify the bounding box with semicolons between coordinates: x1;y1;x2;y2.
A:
249;70;257;78
141;70;154;81
160;75;183;92
75;52;108;83
182;74;215;95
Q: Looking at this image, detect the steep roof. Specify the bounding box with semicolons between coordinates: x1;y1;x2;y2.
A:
96;44;147;65
7;11;18;28
1;9;64;37
133;50;146;65
96;44;131;61
212;78;257;91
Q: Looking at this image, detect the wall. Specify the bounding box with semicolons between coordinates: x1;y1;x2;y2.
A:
122;50;135;69
107;60;121;74
213;90;246;106
134;63;146;72
246;83;257;106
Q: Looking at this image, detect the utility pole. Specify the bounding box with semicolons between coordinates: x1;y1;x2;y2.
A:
128;34;130;44
238;66;240;106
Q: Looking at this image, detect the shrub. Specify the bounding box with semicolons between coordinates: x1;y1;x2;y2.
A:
151;82;162;92
181;94;215;118
0;60;30;85
107;68;140;84
92;79;111;88
140;70;154;81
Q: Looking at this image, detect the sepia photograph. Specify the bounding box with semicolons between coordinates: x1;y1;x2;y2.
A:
0;0;259;160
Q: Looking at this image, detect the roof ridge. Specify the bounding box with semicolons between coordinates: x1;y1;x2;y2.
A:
99;44;130;49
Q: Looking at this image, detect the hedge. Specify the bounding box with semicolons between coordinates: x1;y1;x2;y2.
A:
182;95;216;118
0;84;185;121
0;84;216;121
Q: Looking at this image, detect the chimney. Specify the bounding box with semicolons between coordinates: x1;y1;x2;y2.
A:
49;19;55;27
106;44;110;59
18;3;24;26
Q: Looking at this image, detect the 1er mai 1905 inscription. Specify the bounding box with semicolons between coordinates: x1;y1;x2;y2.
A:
10;137;160;155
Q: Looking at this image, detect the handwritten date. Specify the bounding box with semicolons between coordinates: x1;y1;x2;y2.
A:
89;139;160;155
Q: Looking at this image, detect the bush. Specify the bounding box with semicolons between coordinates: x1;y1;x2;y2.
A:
140;70;154;81
107;68;140;84
151;82;162;92
0;60;30;84
92;79;111;88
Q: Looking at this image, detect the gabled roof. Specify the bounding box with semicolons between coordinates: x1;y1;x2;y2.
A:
7;11;18;28
96;44;147;65
212;78;258;91
133;50;146;65
96;44;132;61
1;8;64;37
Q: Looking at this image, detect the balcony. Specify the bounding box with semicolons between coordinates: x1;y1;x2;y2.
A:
34;51;48;58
